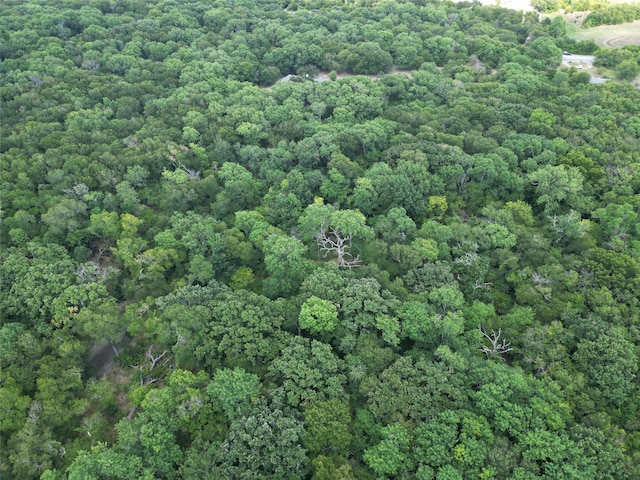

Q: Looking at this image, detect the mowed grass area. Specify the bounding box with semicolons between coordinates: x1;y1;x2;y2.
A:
562;0;640;46
570;20;640;46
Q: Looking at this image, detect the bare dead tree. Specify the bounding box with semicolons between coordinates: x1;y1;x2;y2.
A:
81;59;101;70
166;143;201;179
74;262;99;283
454;251;479;266
523;354;549;376
75;261;112;284
180;164;201;179
28;74;43;86
124;136;139;147
95;239;113;261
63;183;89;199
315;224;362;269
130;346;172;386
456;173;470;195
531;271;552;286
473;279;492;290
146;346;168;370
479;325;513;361
134;252;154;276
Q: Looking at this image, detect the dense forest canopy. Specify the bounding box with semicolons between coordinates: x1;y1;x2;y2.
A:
1;0;640;478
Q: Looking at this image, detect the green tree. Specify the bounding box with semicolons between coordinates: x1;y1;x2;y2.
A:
341;277;398;335
207;367;261;420
527;165;586;215
113;369;210;478
364;423;413;476
367;356;469;425
303;399;353;455
593;203;637;248
413;409;493;478
195;289;289;370
532;0;560;12
268;337;347;407
525;37;562;68
320;168;351;205
209;392;310;479
585;248;640;293
262;234;310;298
340;42;393;75
310;455;356;480
0;242;75;328
215;162;260;215
41;197;88;245
299;296;339;337
300;264;348;305
374;207;416;244
66;443;153;480
0;376;30;436
8;407;64;479
573;326;638;408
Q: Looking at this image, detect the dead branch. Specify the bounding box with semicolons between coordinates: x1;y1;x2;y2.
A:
130;346;171;386
146;346;168;370
479;325;513;361
315;225;361;269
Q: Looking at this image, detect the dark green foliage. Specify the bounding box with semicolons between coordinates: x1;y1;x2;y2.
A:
200;391;310;479
207;367;262;420
194;289;289;371
303;399;352;455
0;242;75;328
340;42;393;75
2;0;639;478
268;336;347;407
616;60;640;81
365;356;469;425
584;4;640;27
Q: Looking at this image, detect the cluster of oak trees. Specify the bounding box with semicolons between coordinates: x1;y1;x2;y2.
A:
1;0;640;478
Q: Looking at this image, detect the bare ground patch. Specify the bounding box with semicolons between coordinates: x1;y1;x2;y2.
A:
89;342;136;416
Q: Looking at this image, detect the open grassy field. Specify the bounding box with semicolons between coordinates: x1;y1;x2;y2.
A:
569;20;640;46
450;0;640;46
541;0;640;47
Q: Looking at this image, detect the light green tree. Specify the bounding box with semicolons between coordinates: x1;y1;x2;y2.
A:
299;296;339;336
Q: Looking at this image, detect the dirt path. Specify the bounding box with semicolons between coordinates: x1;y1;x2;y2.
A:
316;66;413;83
